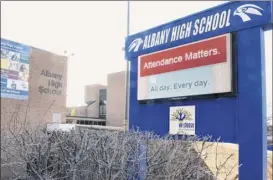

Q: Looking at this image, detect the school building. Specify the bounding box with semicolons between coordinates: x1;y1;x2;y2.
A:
66;71;127;129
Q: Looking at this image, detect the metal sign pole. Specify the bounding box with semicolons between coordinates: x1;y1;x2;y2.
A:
125;0;130;130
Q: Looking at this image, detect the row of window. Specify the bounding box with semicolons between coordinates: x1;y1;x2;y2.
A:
76;120;106;126
66;119;106;126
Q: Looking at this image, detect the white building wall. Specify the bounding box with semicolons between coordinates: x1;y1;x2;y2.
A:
67;106;87;117
106;71;126;127
85;84;106;118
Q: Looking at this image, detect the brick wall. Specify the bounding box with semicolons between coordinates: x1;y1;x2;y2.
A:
1;46;67;131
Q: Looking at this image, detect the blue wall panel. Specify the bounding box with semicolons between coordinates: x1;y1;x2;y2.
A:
127;1;272;180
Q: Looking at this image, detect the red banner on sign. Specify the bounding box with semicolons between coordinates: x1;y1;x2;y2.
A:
139;35;228;77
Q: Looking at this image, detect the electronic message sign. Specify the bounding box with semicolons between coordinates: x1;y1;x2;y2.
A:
137;33;232;101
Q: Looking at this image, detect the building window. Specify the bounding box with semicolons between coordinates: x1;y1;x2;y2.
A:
99;100;106;119
99;89;107;119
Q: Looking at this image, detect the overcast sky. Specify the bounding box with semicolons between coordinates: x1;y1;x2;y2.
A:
1;1;272;112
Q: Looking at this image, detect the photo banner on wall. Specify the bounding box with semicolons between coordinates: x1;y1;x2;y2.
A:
1;38;30;100
137;33;232;101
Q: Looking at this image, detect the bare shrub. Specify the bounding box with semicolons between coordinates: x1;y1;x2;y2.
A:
1;121;239;180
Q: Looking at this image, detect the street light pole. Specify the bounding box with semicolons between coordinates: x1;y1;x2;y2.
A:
125;0;130;131
64;51;75;109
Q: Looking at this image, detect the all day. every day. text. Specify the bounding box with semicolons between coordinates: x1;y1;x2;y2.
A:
150;80;209;92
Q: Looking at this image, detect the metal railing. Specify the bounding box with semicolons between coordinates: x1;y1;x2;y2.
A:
66;116;106;126
75;124;124;131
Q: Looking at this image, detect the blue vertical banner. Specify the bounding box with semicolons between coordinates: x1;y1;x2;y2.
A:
138;143;147;180
1;38;30;100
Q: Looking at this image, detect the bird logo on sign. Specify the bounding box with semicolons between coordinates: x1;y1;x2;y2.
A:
128;38;143;52
234;4;263;22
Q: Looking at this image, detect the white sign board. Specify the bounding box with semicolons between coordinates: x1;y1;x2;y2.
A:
52;113;62;124
169;105;195;135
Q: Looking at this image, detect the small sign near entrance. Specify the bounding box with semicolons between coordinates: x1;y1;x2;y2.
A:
52;113;62;124
169;105;196;135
